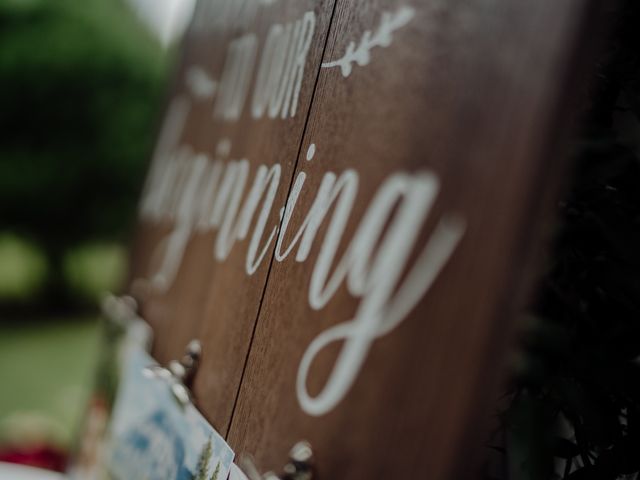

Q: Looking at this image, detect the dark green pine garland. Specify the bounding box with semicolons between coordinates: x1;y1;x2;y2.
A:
492;2;640;479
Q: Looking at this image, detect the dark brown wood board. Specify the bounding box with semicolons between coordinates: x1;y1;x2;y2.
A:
128;0;337;433
224;0;598;478
127;0;250;357
126;0;604;476
127;32;211;349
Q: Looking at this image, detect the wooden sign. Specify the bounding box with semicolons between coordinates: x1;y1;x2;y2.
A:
131;0;336;434
129;0;600;477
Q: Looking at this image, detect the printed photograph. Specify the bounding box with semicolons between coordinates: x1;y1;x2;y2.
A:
105;347;233;480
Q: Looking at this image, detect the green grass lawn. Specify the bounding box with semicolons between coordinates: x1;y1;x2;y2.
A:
0;318;101;449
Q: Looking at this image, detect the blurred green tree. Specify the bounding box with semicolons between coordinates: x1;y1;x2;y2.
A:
0;0;167;308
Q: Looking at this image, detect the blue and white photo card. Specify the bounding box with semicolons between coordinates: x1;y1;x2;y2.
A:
106;346;234;480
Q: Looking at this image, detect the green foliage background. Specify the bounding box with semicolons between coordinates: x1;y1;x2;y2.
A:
490;2;640;479
0;0;166;308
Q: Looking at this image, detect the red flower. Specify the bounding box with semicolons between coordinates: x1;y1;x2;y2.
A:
0;445;67;472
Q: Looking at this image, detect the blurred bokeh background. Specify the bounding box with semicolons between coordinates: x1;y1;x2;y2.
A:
0;0;193;470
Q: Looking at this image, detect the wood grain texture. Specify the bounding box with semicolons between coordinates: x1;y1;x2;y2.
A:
127;36;209;344
128;0;337;434
225;0;596;478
